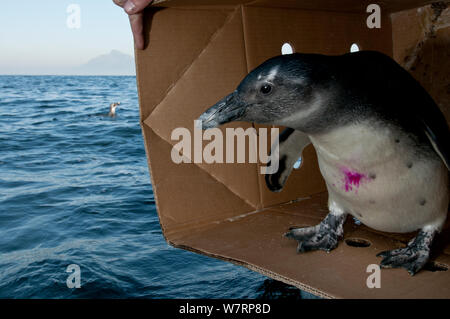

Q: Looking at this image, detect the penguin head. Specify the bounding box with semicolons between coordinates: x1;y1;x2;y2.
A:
198;53;334;131
110;102;120;113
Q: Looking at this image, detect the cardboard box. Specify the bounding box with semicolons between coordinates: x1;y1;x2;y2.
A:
135;0;450;298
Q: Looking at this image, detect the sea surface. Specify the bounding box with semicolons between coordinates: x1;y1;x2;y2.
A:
0;75;313;299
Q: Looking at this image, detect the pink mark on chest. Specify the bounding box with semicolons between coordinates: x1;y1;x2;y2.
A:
341;167;367;192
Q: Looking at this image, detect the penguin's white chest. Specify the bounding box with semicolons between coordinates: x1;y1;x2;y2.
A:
309;123;448;233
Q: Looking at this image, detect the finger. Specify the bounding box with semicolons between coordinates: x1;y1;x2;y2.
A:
129;13;145;50
124;0;154;14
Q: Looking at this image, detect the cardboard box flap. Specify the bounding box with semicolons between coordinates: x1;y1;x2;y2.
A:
136;8;233;120
173;192;450;299
141;125;256;239
143;7;262;209
153;0;438;13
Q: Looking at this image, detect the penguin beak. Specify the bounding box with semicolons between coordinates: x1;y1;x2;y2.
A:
197;91;246;129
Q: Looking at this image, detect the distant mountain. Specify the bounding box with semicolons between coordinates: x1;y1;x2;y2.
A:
74;50;136;75
0;50;136;76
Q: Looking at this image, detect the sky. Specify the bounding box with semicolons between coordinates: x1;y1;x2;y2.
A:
0;1;135;74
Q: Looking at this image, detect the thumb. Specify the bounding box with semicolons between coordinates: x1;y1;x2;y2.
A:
124;0;154;14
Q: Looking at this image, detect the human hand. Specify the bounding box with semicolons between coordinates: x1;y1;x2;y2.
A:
113;0;154;50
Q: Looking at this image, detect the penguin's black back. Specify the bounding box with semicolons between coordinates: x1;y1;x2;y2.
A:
329;51;449;167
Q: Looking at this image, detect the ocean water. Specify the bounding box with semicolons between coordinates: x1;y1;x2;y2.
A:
0;75;310;299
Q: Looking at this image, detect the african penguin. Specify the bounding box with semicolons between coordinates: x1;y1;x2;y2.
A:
109;102;120;117
197;51;449;275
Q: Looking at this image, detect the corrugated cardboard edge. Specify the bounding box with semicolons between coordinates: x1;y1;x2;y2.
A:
135;61;168;239
152;0;440;13
171;242;335;299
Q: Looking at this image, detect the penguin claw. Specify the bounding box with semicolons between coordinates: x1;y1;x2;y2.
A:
376;249;400;258
377;230;435;276
284;213;347;254
284;225;319;241
378;248;429;276
294;233;339;253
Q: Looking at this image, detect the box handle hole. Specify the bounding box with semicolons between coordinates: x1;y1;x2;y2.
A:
293;157;302;169
345;238;371;247
350;43;360;52
281;43;294;55
423;261;448;272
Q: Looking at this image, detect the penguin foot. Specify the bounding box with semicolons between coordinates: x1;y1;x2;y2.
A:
377;229;436;276
284;212;347;253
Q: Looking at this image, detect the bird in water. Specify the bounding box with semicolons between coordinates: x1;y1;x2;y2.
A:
109;102;120;117
197;51;449;275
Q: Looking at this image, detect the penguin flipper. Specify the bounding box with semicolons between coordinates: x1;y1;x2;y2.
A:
421;120;450;170
265;128;310;192
395;68;450;170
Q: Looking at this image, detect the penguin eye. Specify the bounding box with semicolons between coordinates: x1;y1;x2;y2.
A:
260;84;272;95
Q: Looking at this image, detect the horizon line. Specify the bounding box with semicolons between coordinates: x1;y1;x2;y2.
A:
0;74;136;76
